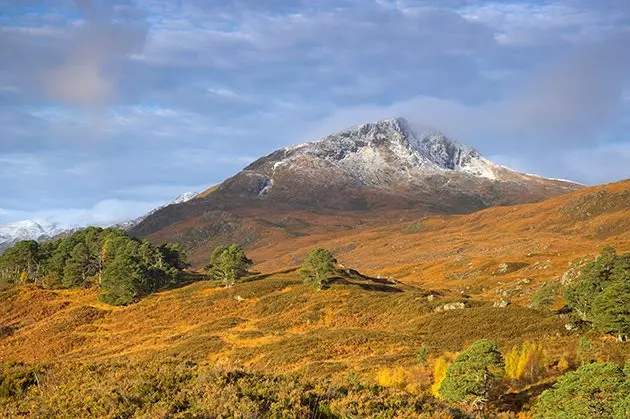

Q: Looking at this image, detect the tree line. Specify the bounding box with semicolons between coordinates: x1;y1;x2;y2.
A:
0;227;188;305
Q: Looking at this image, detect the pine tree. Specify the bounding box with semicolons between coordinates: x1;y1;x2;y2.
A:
208;244;252;287
438;340;505;407
534;363;630;418
62;242;91;288
591;281;630;341
299;248;336;290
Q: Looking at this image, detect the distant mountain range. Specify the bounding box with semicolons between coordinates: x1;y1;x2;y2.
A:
0;192;198;254
128;117;583;265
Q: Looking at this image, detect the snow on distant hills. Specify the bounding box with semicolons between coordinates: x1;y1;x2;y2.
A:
0;192;198;254
114;192;199;231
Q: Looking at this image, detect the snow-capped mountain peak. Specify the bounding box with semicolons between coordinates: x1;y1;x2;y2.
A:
253;117;498;182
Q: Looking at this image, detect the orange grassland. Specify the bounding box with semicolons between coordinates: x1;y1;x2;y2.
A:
1;179;629;382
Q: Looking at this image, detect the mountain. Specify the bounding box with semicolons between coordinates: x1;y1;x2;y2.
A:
0;220;63;253
0;192;198;254
202;117;581;211
130;118;583;264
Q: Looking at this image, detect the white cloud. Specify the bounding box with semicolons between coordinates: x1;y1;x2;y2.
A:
0;198;163;228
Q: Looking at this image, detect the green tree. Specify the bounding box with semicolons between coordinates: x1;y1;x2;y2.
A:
208;245;252;287
565;246;630;340
299;248;336;290
438;339;505;408
534;363;630;419
0;240;40;285
158;243;188;270
99;253;148;306
591;280;630;341
62;243;92;288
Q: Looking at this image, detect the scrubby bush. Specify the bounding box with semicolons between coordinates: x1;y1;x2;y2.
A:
530;282;557;309
431;356;450;398
577;337;596;365
0;360;454;418
505;340;544;382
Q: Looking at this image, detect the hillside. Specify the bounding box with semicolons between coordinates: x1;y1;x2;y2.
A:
1;180;629;417
2;180;629;367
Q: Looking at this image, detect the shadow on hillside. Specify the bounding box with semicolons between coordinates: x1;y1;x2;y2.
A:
241;267;300;283
328;277;403;293
496;382;555;413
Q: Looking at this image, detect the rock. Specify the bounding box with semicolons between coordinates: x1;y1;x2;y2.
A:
435;302;466;312
564;323;578;332
493;299;510;308
427;294;436;302
235;295;246;302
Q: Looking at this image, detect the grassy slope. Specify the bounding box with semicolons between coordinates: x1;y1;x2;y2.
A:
2;270;624;379
0;180;629;399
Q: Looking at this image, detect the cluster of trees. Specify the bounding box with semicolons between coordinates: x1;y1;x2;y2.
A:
430;338;629;417
205;245;338;291
565;246;630;341
0;227;188;306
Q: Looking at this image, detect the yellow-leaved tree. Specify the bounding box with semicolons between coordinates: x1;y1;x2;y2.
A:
505;341;545;382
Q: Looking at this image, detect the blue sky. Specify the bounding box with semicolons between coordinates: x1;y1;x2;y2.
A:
1;0;629;227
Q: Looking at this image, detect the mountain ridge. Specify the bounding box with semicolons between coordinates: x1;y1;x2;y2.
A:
130;117;584;264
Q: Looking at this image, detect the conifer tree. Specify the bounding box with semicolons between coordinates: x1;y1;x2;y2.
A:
438;340;504;407
299;248;336;290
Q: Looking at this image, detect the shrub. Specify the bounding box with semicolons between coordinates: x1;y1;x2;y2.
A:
534;362;630;419
299;248;336;290
375;367;406;389
577;337;596;365
417;347;428;364
431;356;450;398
